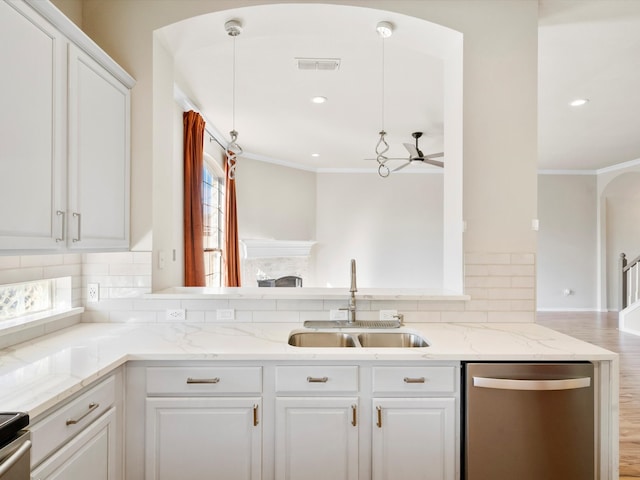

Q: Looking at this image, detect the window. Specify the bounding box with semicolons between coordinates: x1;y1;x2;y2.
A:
0;279;53;322
202;159;225;287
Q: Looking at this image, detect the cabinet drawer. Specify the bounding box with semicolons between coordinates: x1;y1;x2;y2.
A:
146;366;262;395
30;375;116;467
372;366;457;394
276;366;358;393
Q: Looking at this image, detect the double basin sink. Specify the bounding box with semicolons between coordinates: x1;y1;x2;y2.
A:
288;331;428;348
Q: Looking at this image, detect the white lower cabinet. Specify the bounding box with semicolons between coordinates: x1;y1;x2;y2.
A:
145;397;262;480
143;365;263;480
31;408;117;480
134;361;459;480
372;398;456;480
30;371;123;480
275;397;359;480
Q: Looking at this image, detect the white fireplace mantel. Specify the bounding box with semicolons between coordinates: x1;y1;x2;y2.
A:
241;239;316;259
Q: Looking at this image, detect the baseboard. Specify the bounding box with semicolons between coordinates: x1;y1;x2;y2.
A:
536;308;603;312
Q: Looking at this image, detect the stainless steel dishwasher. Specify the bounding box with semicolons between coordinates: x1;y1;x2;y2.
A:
0;413;30;480
463;362;594;480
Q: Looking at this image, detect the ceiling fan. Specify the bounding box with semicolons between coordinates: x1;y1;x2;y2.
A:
393;132;444;172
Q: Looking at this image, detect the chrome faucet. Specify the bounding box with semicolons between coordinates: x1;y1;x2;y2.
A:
341;259;358;324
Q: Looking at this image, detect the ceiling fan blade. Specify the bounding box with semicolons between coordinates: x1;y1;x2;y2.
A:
420;158;444;168
392;161;412;172
423;152;444;159
403;143;420;159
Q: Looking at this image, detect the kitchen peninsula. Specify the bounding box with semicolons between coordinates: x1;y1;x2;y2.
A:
0;320;618;479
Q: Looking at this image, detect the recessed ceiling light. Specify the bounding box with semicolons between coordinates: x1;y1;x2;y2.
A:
311;96;327;104
569;98;589;107
311;153;320;157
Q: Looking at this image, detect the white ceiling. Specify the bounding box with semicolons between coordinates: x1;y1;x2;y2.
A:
538;0;640;171
158;1;640;173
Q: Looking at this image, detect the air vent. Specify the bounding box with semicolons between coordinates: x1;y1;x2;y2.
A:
296;58;341;71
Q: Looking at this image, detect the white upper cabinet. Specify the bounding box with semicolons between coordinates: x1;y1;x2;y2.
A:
0;0;66;250
67;45;130;250
0;0;134;253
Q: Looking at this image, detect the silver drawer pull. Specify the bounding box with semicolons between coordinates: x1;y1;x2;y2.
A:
72;212;81;242
66;402;99;426
56;210;65;242
404;377;426;384
306;376;329;383
186;377;220;384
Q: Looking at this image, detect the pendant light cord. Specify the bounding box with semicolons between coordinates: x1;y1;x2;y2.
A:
232;35;236;132
376;30;390;177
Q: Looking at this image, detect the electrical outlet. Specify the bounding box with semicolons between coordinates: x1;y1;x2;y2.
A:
166;309;186;320
379;309;398;321
87;283;99;303
216;309;235;321
330;309;348;321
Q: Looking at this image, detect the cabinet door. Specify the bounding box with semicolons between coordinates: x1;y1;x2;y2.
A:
372;398;456;480
67;44;130;250
275;397;359;480
0;0;66;250
146;397;262;480
31;408;117;480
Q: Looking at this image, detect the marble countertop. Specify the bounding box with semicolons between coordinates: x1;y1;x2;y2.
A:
0;322;616;419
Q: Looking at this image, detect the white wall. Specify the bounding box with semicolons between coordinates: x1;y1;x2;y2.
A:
604;173;640;309
315;172;443;288
237;159;316;241
236;163;443;289
537;174;597;310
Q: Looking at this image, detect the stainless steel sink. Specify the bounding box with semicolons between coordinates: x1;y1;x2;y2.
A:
288;332;358;347
288;331;429;348
357;332;429;348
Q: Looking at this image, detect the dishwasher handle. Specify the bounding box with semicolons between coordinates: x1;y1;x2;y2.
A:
472;376;591;391
0;439;31;476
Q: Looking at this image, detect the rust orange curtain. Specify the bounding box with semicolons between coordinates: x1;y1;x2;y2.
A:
183;111;206;286
224;157;241;287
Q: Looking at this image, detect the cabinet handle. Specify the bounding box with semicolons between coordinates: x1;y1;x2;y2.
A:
186;377;220;384
403;377;426;384
72;212;81;242
351;404;357;427
66;402;99;426
56;210;65;242
253;404;259;426
306;376;329;383
376;406;382;428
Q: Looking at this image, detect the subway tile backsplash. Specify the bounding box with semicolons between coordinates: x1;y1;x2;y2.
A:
0;251;536;328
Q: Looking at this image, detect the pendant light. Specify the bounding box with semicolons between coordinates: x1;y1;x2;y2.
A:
375;21;393;178
225;19;243;180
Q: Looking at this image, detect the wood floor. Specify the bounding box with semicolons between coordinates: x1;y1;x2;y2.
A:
536;311;640;478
